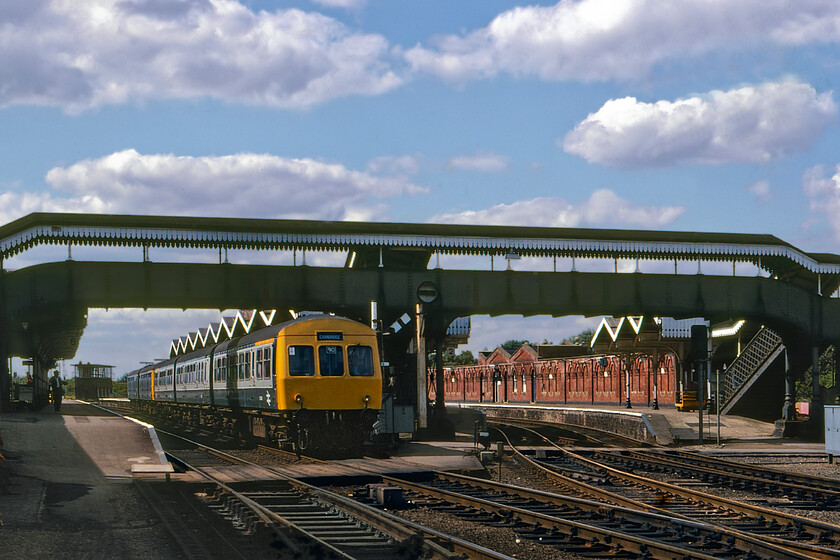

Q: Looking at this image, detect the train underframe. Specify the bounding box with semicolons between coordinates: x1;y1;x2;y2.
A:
132;400;379;456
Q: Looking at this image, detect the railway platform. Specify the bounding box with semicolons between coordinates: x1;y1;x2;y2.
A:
0;400;179;559
462;401;827;453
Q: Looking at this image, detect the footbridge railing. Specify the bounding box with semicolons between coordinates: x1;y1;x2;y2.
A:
1;214;839;297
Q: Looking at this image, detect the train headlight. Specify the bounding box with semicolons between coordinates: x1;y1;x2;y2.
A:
294;394;303;405
363;394;371;403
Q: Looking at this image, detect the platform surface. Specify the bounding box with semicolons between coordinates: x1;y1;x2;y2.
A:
466;401;807;445
0;401;181;559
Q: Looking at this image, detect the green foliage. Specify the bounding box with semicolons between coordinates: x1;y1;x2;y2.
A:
562;328;595;346
112;380;127;398
500;339;529;354
65;377;76;399
442;349;477;366
796;345;836;402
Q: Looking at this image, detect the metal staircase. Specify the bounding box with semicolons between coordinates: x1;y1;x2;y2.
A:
720;327;784;414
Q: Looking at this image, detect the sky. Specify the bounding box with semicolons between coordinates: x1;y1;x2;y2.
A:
3;0;840;378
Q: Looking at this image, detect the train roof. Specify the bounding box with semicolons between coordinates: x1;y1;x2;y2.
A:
147;314;368;367
236;314;364;347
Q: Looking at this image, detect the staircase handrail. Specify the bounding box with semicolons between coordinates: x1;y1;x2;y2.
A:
720;327;783;408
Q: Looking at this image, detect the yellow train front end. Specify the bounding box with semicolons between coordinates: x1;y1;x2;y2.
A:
274;316;383;454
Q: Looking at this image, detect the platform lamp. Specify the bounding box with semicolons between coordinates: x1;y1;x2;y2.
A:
653;363;663;410
624;357;632;409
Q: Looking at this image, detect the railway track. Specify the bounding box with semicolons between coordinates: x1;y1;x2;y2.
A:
208;421;840;558
371;471;814;560
168;431;776;558
487;416;653;448
101;402;840;558
495;423;840;559
161;431;513;560
595;448;840;505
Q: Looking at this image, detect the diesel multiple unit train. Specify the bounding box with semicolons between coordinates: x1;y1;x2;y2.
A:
126;315;383;454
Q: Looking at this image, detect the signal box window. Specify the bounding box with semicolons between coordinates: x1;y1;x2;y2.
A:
348;345;374;377
319;345;344;377
289;346;315;376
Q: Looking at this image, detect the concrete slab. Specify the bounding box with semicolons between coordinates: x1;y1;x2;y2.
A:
0;401;181;560
175;440;486;484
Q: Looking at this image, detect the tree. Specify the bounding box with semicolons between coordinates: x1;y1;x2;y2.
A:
561;328;595;346
796;345;836;402
443;349;477;366
500;339;529;354
112;380;127;398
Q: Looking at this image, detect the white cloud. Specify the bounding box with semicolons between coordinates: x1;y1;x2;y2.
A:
747;180;773;203
366;155;421;175
0;149;426;224
405;0;840;83
562;81;836;167
448;153;510;173
0;0;400;111
803;164;840;240
310;0;366;9
74;308;247;376
428;189;683;229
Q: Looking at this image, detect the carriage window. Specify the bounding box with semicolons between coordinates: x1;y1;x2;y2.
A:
347;345;374;377
319;345;344;377
263;347;273;378
239;352;249;380
289;346;314;376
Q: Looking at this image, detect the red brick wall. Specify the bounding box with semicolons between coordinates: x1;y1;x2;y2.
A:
431;353;677;407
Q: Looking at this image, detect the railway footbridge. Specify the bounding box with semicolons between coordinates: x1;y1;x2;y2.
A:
1;213;839;431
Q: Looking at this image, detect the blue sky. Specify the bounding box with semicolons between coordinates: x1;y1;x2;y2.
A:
3;0;840;377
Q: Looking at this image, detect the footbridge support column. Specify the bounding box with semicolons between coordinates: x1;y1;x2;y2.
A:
782;348;797;421
429;337;454;439
0;266;7;412
0;337;8;413
31;358;51;410
812;344;825;436
414;303;427;431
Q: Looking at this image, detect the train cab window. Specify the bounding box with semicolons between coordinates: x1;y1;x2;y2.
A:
347;345;374;377
289;346;314;376
319;345;344;377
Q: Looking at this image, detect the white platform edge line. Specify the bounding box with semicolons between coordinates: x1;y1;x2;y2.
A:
84;400;173;471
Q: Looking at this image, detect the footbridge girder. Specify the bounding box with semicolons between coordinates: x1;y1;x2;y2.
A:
3;212;840;297
4;260;839;360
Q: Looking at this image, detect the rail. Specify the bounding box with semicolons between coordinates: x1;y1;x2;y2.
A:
160;430;512;560
494;423;840;560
